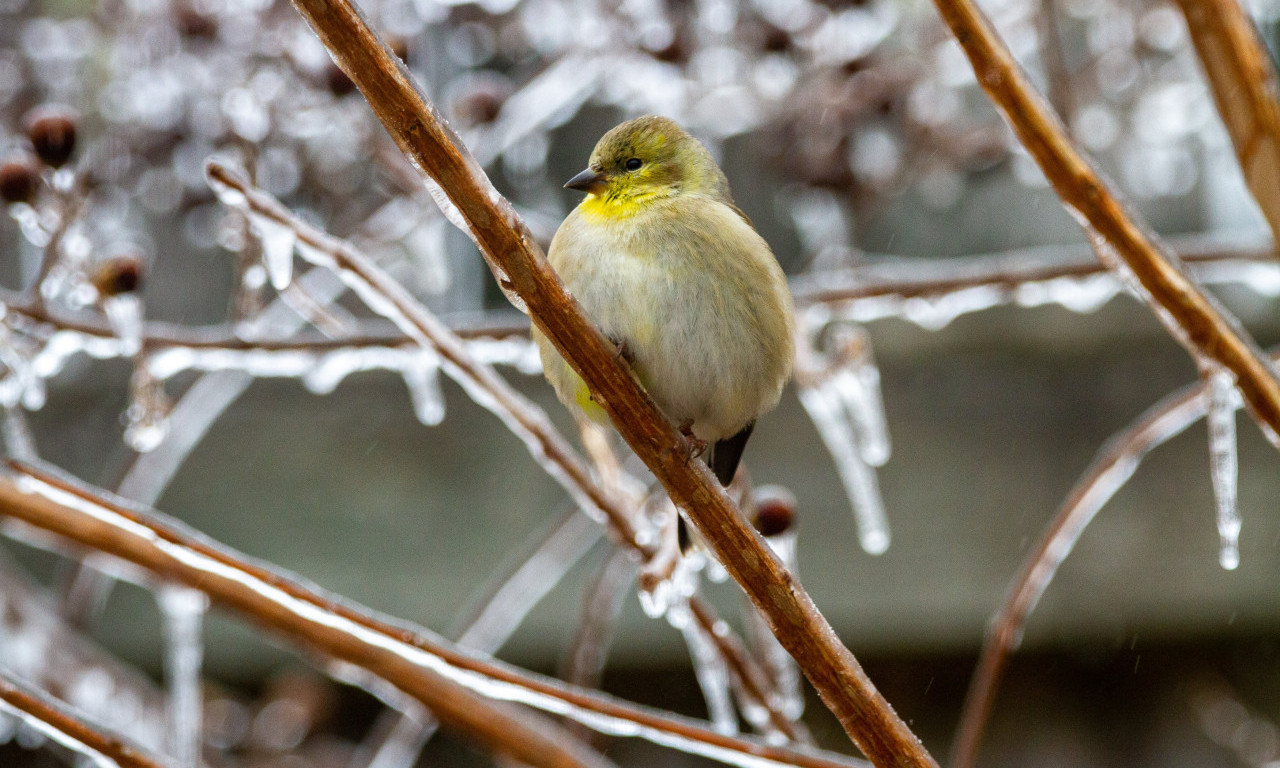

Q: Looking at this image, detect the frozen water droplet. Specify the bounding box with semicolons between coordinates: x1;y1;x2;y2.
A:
403;352;446;426
254;216;296;291
102;294;143;356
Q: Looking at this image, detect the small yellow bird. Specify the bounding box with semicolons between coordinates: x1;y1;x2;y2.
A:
534;115;795;487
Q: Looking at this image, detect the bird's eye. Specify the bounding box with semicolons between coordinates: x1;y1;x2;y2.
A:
624;158;642;171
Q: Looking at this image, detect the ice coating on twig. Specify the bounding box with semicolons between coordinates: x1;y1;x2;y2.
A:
746;489;804;722
158;586;207;768
124;371;171;453
14;470;871;768
670;601;739;735
1205;366;1241;570
456;509;602;652
0;692;119;768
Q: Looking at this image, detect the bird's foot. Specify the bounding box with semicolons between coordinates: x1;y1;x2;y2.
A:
676;419;708;463
608;335;635;366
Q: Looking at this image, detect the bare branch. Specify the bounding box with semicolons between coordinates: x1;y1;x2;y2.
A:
1175;0;1280;249
929;0;1280;444
948;365;1245;768
0;672;171;768
287;3;937;763
0;460;870;768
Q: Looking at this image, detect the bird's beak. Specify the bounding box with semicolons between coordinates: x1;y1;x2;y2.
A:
564;167;608;195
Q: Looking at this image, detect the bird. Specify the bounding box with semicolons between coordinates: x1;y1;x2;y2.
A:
532;115;795;489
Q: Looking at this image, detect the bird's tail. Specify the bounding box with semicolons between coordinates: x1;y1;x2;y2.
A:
710;422;754;486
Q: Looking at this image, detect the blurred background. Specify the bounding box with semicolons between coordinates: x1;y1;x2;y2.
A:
1;0;1280;765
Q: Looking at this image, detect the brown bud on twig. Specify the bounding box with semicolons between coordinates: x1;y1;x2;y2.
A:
175;6;218;39
90;256;145;297
25;107;77;168
752;485;798;537
0;155;40;205
453;79;512;126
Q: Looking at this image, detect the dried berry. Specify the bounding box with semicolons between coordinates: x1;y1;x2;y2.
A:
25;108;77;168
175;6;217;39
454;84;509;126
752;487;797;537
0;156;40;205
90;256;145;297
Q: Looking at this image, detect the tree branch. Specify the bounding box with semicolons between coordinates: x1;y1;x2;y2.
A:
286;2;937;764
0;460;870;768
930;0;1280;445
0;672;170;768
1175;0;1280;250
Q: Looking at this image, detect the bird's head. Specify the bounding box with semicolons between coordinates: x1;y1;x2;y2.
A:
564;116;729;208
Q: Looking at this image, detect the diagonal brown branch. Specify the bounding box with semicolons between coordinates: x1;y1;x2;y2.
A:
930;0;1280;445
0;460;871;768
286;3;935;764
1175;0;1280;249
0;672;171;768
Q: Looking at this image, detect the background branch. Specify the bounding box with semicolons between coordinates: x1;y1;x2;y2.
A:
930;0;1280;444
1175;0;1280;250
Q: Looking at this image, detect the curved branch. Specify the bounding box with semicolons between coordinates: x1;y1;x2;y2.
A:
287;3;936;764
948;365;1248;768
930;0;1280;444
0;460;869;768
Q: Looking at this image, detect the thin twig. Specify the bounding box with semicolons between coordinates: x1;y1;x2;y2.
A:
1175;0;1280;250
689;596;811;743
2;236;1273;360
206;161;647;555
0;672;171;768
0;460;869;768
947;355;1262;767
930;0;1280;445
288;3;938;763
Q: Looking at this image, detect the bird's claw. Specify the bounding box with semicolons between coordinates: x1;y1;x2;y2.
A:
677;419;707;463
609;336;635;366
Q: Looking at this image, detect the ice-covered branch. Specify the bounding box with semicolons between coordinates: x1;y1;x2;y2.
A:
0;461;870;768
929;0;1280;445
0;672;170;768
1175;0;1280;250
790;235;1277;323
287;3;933;763
948;363;1256;768
205;161;646;552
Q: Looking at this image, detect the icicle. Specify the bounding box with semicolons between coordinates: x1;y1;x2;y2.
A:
797;383;890;554
101;294;143;357
1205;367;1241;570
825;324;891;466
124;370;171;453
670;601;738;735
402;351;446;426
10;203;53;248
254;216;296;291
158;586;208;768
